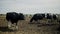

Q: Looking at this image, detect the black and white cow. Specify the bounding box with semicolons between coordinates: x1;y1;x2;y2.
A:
47;14;58;20
52;14;58;20
6;12;25;30
30;13;45;23
30;13;58;23
46;13;52;19
46;13;58;22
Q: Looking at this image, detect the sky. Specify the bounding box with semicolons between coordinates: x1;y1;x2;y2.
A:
0;0;60;14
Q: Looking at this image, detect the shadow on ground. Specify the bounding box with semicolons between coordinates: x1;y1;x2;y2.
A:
0;27;16;32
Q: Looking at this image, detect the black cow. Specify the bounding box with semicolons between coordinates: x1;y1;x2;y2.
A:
30;13;45;23
6;12;25;30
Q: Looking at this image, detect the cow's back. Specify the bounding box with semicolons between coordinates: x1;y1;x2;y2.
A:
6;12;19;21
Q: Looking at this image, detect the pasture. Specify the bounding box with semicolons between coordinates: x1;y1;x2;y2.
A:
0;14;60;34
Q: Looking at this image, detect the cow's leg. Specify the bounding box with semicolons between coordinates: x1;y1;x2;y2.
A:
16;25;18;30
8;21;12;28
16;26;18;30
14;21;18;30
9;21;15;30
11;22;15;27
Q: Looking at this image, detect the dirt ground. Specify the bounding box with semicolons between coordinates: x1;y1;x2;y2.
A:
0;15;60;34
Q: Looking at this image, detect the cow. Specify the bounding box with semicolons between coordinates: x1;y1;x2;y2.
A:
46;13;58;20
18;13;25;20
29;13;45;24
46;13;58;22
46;13;52;19
29;13;58;23
46;13;52;22
52;14;58;20
6;12;25;30
6;12;19;30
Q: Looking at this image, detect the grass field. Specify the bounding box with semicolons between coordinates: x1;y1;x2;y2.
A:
0;14;60;34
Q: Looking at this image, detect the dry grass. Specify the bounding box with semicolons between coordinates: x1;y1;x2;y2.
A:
0;14;60;34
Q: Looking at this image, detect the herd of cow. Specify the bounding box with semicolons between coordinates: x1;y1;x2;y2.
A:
6;12;60;31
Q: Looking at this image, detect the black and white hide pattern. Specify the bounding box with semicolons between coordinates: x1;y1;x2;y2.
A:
6;12;25;30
